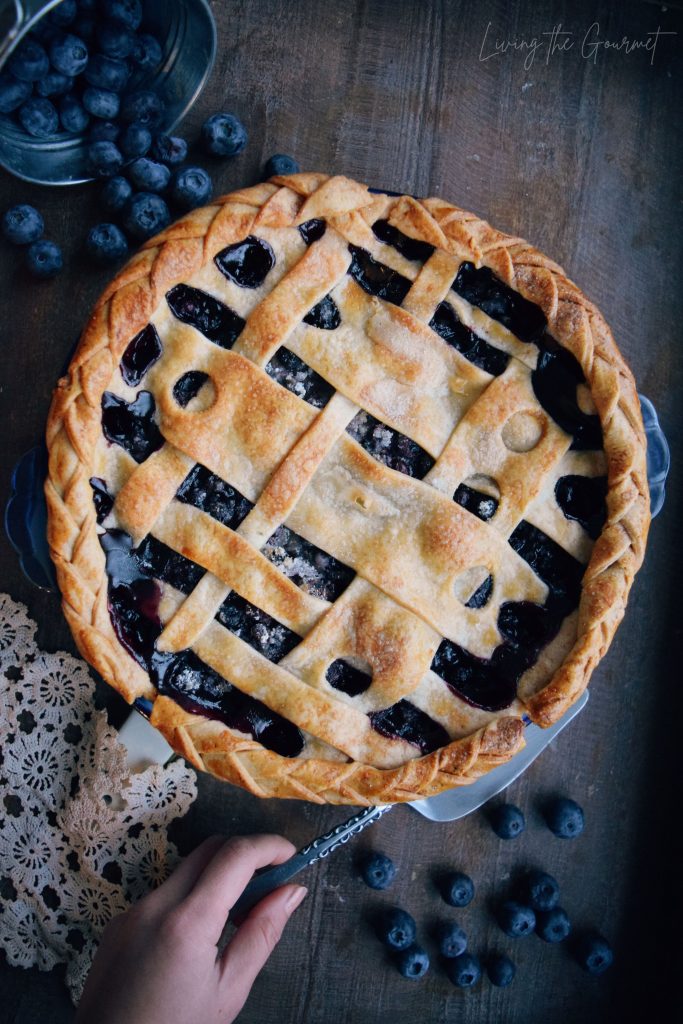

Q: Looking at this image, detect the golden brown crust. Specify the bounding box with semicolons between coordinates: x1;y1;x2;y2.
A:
45;173;650;802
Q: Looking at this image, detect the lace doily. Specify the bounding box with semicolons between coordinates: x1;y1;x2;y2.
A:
0;593;198;1003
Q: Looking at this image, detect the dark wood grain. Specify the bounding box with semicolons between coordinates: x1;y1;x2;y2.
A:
1;1;681;1021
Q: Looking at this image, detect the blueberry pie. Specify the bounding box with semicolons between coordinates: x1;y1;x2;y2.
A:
45;173;650;804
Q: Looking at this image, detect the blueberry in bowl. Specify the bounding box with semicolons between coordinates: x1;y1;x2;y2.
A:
87;141;124;178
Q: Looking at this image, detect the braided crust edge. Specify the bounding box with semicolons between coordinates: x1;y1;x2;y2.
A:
45;172;650;804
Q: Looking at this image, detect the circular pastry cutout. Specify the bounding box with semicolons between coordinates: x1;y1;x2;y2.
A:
463;474;501;501
502;411;545;452
453;565;491;605
172;371;215;411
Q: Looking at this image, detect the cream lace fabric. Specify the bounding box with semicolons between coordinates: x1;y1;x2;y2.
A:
0;593;198;1003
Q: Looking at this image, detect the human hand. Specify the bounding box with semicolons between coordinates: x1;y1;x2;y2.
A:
76;834;307;1024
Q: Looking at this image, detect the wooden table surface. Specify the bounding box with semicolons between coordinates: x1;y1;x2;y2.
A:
1;1;680;1021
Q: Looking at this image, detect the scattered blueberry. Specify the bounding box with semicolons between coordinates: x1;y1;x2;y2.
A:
490;803;526;840
496;900;536;938
573;930;613;975
171;166;212;211
2;204;44;246
445;952;481;988
120;89;163;128
201;112;247;157
519;869;560;912
96;20;136;59
264;153;300;177
128;157;170;193
440;871;475;908
87;140;124;177
543;797;585;839
49;33;89;77
376;907;416;951
395;944;430;980
85;223;128;263
83;86;120;121
358;851;396;890
536;906;571;943
0;73;32;114
59;94;90;133
123;192;170;240
8;38;49;82
486;953;516;988
101;0;143;31
35;71;71;98
25;239;63;278
119;123;152;159
435;921;467;959
84;54;129;92
48;0;77;26
151;134;187;166
88;121;120;143
130;33;163;72
18;97;59;138
100;175;133;212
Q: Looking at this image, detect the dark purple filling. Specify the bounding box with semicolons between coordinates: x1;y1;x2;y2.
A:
216;592;301;662
453;483;499;522
371;219;435;263
120;323;162;387
101;390;163;463
532;348;602;451
262;524;355;602
176;464;253;529
555;474;607;539
369;700;450;755
348;245;411;305
508;520;583;614
303;294;341;330
136;535;205;594
346;411;435;479
429;301;509;377
453;262;547;345
173;371;209;407
431;638;528;712
166;284;245;348
214;236;275;289
89;477;113;523
101;529;163;669
326;659;372;696
264;347;335;408
465;574;493;609
299;219;326;245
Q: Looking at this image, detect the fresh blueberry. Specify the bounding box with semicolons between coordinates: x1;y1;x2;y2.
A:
151;134;187;166
543;797;585;839
59;93;90;133
573;930;613;975
358;851;396;890
100;175;132;212
2;204;44;246
87;140;123;177
497;900;536;938
84;54;129;92
29;19;61;46
201;112;247;157
35;70;71;97
519;869;560;912
88;120;119;143
101;0;143;31
264;153;300;178
48;0;77;26
376;907;416;951
49;33;89;77
25;239;63;278
8;38;49;82
119;123;152;158
78;0;98;11
486;953;516;988
0;73;32;114
120;89;164;127
171;166;212;211
435;921;467;959
130;33;163;72
85;222;128;263
445;952;481;988
73;15;96;42
83;86;120;120
395;944;429;980
490;803;526;840
128;157;170;193
536;906;571;943
18;97;58;138
123;192;170;240
96;20;136;59
440;871;475;908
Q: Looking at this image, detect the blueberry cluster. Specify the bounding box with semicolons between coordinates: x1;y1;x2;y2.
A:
1;203;62;278
487;796;585;841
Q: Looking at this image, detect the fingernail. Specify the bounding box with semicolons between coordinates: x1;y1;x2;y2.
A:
285;886;308;913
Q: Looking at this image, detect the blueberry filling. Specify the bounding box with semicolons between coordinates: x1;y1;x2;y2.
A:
432;638;529;712
326;659;372;696
371;219;435;263
136;535;204;594
453;262;547;345
453;483;499;522
303;294;341;330
120;323;162;387
89;477;113;523
429;301;509;377
216;592;301;662
298;219;326;245
176;464;253;529
214;236;275;289
465;574;494;609
532;349;602;451
101;390;163;463
166;283;245;348
348;245;411;305
101;529;163;669
555;474;607;539
369;700;450;755
262;524;354;602
508;520;583;615
172;371;209;407
497;600;557;649
346;411;435;478
264;348;335;408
